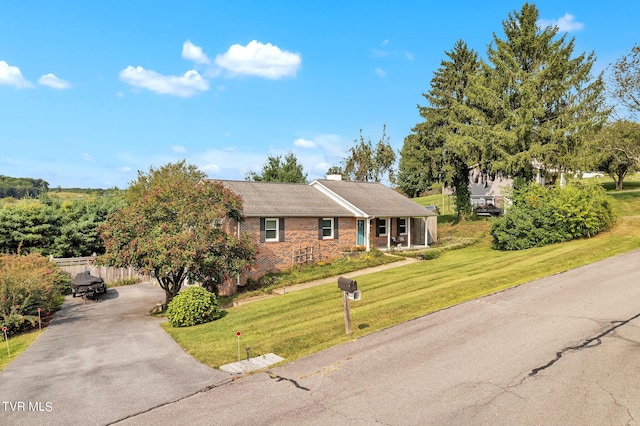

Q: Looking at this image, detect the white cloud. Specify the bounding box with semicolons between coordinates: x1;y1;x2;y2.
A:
375;67;387;77
200;163;220;173
370;48;388;58
81;153;95;162
195;147;266;178
118;166;132;172
182;40;210;64
172;145;186;153
0;60;33;88
405;52;414;61
293;137;316;149
538;13;584;32
381;39;390;46
116;91;125;98
214;40;302;79
38;73;71;89
119;66;209;97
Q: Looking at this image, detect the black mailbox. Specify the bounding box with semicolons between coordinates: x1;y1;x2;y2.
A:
338;277;357;293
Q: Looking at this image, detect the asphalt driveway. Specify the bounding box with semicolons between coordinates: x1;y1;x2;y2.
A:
0;283;230;425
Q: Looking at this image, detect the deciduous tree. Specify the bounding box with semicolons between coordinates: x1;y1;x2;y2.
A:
343;125;396;183
246;152;308;183
609;44;640;116
100;165;256;305
591;120;640;190
124;160;206;204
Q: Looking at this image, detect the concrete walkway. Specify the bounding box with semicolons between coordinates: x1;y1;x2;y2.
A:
233;256;418;306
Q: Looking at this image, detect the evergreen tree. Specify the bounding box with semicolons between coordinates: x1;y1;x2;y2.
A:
477;2;608;182
399;40;481;217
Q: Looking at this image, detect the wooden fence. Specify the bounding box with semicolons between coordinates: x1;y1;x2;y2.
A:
50;255;152;284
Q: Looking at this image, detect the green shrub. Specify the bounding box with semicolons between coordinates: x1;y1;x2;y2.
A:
0;253;70;335
166;286;221;327
109;277;141;287
422;249;442;260
491;182;617;250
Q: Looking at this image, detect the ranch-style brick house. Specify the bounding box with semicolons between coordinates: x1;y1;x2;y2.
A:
215;177;437;295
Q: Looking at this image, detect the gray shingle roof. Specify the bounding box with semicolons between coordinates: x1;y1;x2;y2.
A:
217;180;354;217
312;180;435;218
215;179;435;218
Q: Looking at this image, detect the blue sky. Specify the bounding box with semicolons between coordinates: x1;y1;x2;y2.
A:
1;1;638;189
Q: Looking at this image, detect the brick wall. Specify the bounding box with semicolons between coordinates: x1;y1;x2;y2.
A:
219;216;356;294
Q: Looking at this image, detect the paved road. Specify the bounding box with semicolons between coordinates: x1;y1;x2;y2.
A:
117;249;640;425
0;283;230;425
3;250;640;425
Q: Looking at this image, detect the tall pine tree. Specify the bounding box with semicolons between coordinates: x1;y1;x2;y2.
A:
476;2;608;183
399;40;481;217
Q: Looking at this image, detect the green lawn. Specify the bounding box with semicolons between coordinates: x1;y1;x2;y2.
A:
164;200;640;368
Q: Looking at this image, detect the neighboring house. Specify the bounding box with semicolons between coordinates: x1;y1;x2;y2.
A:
215;177;437;294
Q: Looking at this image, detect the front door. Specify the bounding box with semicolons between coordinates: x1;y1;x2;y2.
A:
356;219;365;246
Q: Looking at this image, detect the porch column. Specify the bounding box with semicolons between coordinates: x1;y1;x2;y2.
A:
407;217;411;248
366;217;372;251
387;217;391;250
424;217;429;247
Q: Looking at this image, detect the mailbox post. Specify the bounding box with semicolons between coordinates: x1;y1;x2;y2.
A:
338;277;359;335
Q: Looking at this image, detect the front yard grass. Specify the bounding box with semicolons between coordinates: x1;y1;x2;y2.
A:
164;212;640;368
221;250;403;305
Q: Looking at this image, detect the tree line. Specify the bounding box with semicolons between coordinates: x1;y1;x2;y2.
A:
0;175;49;199
0;196;125;257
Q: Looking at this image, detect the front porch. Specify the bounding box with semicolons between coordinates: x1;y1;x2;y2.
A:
377;244;431;253
365;216;437;252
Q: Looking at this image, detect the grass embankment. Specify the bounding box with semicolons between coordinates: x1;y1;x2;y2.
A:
222;251;403;305
164;188;640;368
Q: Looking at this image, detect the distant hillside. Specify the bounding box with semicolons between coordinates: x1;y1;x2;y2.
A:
0;175;49;199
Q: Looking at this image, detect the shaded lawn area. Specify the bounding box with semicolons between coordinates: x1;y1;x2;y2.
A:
163;215;640;368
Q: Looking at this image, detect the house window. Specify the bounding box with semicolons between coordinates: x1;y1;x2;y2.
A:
265;218;279;242
398;218;407;235
377;218;387;236
322;218;334;239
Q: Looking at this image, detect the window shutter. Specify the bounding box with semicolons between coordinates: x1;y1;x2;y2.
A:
318;218;323;240
334;217;339;239
279;218;285;242
375;219;380;237
260;218;266;243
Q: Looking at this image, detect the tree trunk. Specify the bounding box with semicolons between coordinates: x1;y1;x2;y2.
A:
615;167;627;190
155;268;186;305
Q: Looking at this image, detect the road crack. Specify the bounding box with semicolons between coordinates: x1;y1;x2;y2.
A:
529;311;640;377
266;371;310;391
